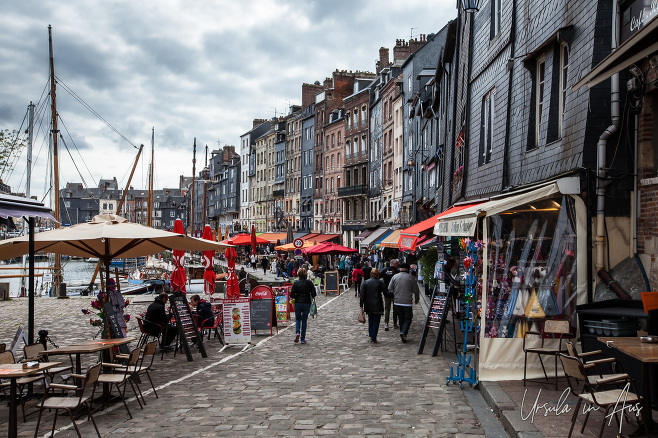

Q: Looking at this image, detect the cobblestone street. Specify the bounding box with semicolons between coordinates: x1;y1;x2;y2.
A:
0;289;496;437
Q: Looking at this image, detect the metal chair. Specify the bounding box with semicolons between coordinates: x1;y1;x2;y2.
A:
34;362;102;438
523;318;573;390
0;350;47;422
23;343;73;385
564;341;627;389
559;353;649;438
114;341;159;404
96;347;144;418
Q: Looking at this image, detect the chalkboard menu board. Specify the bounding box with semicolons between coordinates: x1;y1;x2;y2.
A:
324;271;339;295
102;302;130;354
169;293;207;361
418;283;455;357
250;286;276;336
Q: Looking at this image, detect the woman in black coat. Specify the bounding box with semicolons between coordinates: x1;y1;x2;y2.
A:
290;268;316;344
359;269;389;343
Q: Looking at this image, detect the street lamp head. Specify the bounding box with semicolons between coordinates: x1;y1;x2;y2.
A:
461;0;479;13
407;159;414;167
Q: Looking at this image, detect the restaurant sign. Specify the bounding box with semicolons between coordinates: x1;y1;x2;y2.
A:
434;216;477;237
621;0;658;43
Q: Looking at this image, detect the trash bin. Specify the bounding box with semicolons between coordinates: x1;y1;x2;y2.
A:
0;283;9;300
57;282;67;298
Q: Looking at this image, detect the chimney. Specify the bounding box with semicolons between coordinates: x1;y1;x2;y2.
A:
377;47;390;73
252;118;267;129
393;39;411;63
409;36;425;55
302;83;324;108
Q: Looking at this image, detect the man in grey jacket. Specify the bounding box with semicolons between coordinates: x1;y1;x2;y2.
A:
388;263;420;343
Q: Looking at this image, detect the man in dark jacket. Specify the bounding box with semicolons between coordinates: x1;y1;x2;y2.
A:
388;263;420;343
380;259;399;331
362;261;372;281
144;293;176;347
359;269;391;343
190;294;214;328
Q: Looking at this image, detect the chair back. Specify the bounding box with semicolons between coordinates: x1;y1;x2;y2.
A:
79;362;102;403
559;353;587;395
23;343;44;361
0;350;14;365
136;316;146;334
127;347;142;367
565;340;577;357
141;341;158;369
544;319;571;335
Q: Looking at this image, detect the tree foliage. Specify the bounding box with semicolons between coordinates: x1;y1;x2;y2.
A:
0;129;27;178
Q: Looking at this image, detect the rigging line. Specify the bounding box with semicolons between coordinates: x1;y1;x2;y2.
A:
58;133;89;188
14;100;52;192
55;76;138;149
0;109;29;180
58;115;96;185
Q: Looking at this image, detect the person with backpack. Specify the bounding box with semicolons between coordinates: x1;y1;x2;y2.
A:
352;263;365;297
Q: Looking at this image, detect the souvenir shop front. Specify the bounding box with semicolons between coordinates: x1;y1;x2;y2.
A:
434;177;588;381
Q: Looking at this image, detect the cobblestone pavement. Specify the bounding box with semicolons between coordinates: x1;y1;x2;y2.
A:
1;277;491;437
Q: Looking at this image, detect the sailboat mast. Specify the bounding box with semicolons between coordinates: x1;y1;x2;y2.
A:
191;138;196;234
49;25;63;295
147;127;154;227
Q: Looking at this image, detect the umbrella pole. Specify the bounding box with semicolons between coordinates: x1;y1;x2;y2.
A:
28;217;35;345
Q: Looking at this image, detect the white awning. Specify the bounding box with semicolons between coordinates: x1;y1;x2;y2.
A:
434;177;580;236
359;227;390;249
573;15;658;90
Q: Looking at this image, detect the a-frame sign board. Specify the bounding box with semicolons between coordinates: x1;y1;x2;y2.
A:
169;293;207;361
418;283;456;356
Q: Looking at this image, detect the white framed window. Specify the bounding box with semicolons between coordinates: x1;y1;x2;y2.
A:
493;0;502;36
535;55;546;148
559;42;569;136
481;88;495;165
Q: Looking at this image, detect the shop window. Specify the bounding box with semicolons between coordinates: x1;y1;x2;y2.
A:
484;196;577;339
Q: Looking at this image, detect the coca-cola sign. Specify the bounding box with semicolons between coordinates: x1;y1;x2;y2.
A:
621;0;658;43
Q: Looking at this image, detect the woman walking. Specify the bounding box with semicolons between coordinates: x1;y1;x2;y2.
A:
290;268;316;344
352;263;364;297
359;268;389;343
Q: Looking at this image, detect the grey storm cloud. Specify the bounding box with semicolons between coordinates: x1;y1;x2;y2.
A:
1;0;454;198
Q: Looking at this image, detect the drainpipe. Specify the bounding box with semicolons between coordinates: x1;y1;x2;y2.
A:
595;3;626;295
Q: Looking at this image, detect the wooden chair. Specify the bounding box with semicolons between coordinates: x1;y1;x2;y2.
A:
559;353;649;438
23;343;73;385
564;341;627;389
114;341;159;404
523;318;573;390
96;347;143;418
34;362;102;438
0;350;47;422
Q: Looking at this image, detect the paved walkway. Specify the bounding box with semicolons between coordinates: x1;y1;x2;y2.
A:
1;283;499;437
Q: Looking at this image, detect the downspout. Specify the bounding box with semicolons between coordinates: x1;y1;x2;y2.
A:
501;0;517;190
595;3;629;298
461;9;475;202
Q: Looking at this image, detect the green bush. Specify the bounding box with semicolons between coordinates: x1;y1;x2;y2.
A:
419;247;438;289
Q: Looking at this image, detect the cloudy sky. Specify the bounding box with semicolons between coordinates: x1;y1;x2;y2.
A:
0;0;456;202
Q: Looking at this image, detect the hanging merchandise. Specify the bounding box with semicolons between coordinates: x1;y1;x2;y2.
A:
447;238;481;389
524;289;546;318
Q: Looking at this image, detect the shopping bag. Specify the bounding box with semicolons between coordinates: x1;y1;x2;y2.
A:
309;298;318;319
358;308;366;323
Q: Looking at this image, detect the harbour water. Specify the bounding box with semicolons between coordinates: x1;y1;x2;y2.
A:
1;259;100;297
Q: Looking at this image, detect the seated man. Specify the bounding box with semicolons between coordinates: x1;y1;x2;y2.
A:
144;292;177;347
190;294;214;328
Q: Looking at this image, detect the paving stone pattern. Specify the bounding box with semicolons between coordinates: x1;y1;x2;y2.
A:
0;289;488;437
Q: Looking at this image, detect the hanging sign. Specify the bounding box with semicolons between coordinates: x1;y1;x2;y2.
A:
621;0;658;43
223;297;252;345
273;286;291;323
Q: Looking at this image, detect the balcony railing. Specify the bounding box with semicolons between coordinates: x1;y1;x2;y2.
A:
337;184;368;197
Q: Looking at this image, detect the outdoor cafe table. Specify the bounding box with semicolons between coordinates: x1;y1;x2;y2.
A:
0;362;62;438
40;337;136;376
598;336;658;431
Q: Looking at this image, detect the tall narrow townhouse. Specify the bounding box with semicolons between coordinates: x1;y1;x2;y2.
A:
273;117;288;232
285;108;303;231
323;108;345;234
252;125;277;232
239;119;270;231
300;104;316;232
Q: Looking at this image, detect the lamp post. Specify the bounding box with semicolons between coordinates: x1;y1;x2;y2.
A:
461;0;479;13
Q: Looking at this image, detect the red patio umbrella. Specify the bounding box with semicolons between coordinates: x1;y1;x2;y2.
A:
225;245;240;298
226;233;269;246
250;224;257;255
170;219;187;293
202;225;216;296
303;242;358;256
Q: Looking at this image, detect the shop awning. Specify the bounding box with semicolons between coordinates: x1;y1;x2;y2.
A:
417;235;436;249
379;229;402;248
434;178;579;236
573;14;658;90
302;233;320;241
354;229;374;241
293;232;309;239
257;232;287;244
371;229;393;249
0;194;56;221
359;227;390;249
311;234;340;243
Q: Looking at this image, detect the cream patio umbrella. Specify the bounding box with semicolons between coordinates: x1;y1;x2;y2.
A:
0;214;232;294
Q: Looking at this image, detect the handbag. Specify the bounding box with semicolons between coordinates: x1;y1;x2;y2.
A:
309;297;318;318
358;308;366;324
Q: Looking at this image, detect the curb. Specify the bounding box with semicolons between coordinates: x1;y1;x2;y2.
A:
479;380;545;438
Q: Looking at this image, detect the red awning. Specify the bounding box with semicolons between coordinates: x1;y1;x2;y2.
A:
302;233;320;241
398;203;483;251
311;234;340;243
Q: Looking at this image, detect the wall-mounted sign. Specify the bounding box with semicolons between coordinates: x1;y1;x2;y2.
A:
621;0;658;43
